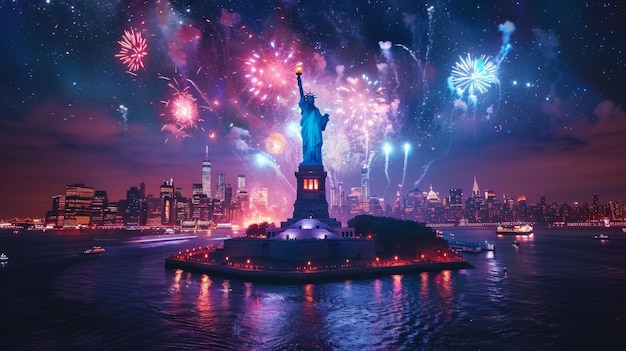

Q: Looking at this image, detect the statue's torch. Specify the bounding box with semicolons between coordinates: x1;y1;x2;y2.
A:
295;65;303;76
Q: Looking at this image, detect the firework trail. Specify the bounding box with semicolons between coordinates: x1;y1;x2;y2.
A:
254;152;295;194
413;157;437;189
115;28;147;72
496;20;516;66
186;74;213;108
422;5;435;105
401;142;410;190
117;104;128;133
383;143;392;190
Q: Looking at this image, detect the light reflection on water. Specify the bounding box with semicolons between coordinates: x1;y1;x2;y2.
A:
1;227;626;350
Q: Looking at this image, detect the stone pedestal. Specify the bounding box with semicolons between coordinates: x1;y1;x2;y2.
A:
292;165;329;219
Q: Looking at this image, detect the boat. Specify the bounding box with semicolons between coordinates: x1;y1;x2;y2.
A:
512;241;520;247
0;253;8;261
594;233;609;240
622;228;626;233
448;240;490;253
83;246;106;254
496;224;533;235
480;241;496;251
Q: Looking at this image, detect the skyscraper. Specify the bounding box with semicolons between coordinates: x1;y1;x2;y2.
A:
216;173;225;201
90;190;108;227
225;184;233;208
64;183;95;227
237;174;246;195
160;179;175;225
202;146;212;198
472;175;480;198
125;186;141;227
360;165;370;200
449;188;463;205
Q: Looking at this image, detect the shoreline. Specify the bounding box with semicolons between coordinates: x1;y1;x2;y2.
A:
165;257;474;284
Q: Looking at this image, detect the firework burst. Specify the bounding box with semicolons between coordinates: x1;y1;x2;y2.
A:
449;53;498;100
244;41;300;108
335;74;389;161
265;132;287;155
115;28;147;72
160;75;204;137
169;90;199;130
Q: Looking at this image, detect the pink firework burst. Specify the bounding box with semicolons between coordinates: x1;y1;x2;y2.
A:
335;74;389;161
115;29;147;72
244;41;300;107
168;89;200;130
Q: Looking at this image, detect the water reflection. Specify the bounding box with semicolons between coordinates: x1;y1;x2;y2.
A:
169;268;182;294
196;274;215;326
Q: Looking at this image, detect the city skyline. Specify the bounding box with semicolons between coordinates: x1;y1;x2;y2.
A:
2;152;619;221
1;2;625;218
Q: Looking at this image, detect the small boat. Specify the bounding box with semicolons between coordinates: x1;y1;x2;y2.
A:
512;241;520;247
594;233;609;240
497;223;533;235
0;253;8;261
83;246;106;254
480;241;496;251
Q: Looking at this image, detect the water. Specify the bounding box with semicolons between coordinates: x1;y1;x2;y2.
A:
1;227;625;351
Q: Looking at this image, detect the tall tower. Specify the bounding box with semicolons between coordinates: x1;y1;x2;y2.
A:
64;183;95;227
237;174;246;194
360;164;370;200
202;146;212;198
216;173;225;201
472;175;480;197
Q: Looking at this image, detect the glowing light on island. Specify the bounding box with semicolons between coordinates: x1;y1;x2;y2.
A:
115;28;147;72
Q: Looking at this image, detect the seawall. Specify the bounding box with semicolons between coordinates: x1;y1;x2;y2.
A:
165;257;474;284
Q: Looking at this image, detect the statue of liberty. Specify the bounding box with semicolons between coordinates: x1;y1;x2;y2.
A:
296;68;329;166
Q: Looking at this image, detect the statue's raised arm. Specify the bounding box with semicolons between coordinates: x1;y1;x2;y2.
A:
296;71;305;103
296;69;328;166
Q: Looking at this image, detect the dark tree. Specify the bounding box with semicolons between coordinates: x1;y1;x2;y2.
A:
244;221;275;238
348;215;448;258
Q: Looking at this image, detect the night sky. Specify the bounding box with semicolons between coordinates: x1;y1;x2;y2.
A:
1;0;625;219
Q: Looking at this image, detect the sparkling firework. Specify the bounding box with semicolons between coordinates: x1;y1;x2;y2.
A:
383;143;392;190
159;75;207;139
244;42;300;108
169;90;199;130
449;54;498;101
265;132;287;155
401;142;410;190
115;29;147;72
335;75;388;162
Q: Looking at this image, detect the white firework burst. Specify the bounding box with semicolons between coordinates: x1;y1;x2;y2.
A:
449;53;498;99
